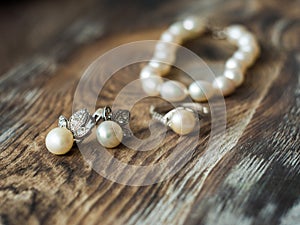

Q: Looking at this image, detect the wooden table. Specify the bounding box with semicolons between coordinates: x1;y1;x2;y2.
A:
0;0;299;224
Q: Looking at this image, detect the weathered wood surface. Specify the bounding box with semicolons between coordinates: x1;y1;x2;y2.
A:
0;0;300;224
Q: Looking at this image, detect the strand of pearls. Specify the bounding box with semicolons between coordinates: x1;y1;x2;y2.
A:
140;16;260;102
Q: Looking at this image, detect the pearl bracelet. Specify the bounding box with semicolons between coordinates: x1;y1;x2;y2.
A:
140;16;260;102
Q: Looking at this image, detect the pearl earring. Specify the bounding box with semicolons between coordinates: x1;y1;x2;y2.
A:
95;107;131;149
45;107;131;155
150;103;210;135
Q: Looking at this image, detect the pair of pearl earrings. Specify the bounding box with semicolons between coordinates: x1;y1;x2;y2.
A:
45;107;130;155
45;103;207;155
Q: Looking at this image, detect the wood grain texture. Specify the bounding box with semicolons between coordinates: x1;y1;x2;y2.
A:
0;0;300;225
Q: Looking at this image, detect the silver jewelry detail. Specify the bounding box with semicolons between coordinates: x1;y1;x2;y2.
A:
58;108;95;142
150;103;209;135
111;109;132;137
176;102;210;116
58;107;131;142
207;24;227;40
93;106;112;123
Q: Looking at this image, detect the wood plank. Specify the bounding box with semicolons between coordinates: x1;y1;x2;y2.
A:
0;0;299;225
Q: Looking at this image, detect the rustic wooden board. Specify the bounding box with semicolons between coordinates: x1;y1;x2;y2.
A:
0;0;300;225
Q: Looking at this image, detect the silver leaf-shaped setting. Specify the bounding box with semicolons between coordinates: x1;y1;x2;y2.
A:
111;109;130;126
58;115;68;128
111;109;131;137
57;107;131;142
69;109;96;140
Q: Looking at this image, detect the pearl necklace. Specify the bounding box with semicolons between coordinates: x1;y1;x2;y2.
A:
140;16;260;102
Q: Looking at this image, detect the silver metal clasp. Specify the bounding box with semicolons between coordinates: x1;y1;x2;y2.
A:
206;23;227;40
92;106;112;123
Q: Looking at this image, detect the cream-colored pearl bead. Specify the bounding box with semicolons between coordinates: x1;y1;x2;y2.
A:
225;57;246;72
225;25;247;43
160;31;182;44
155;42;178;55
182;16;206;34
240;42;260;59
153;50;176;65
233;50;255;67
160;80;188;102
149;60;171;75
96;121;123;148
169;109;196;135
213;76;236;96
45;127;74;155
168;21;190;39
141;75;163;96
188;80;215;102
238;33;256;47
223;69;244;87
140;65;160;79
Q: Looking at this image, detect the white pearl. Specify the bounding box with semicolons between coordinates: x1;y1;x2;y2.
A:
213;76;236;96
240;42;260;59
96;121;123;148
169;109;196;135
155;42;178;55
160;31;182;44
160;80;188;102
188;80;215;102
141;75;163;96
168;21;190;39
153;49;176;65
238;33;256;47
225;25;247;43
45;127;74;155
223;69;244;87
233;50;255;67
182;16;205;34
140;65;160;79
149;60;171;75
225;57;246;72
